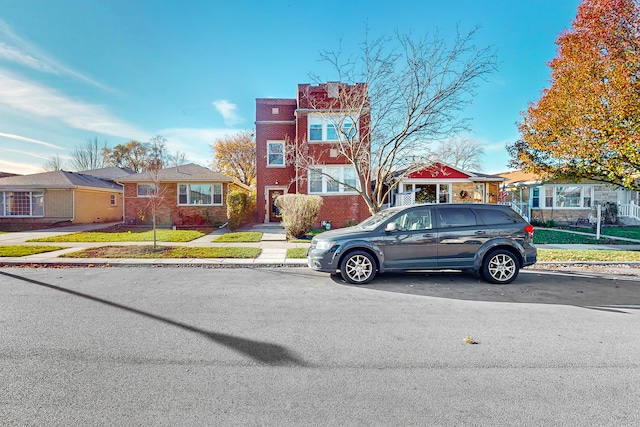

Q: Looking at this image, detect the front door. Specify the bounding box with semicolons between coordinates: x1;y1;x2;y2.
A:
268;189;283;222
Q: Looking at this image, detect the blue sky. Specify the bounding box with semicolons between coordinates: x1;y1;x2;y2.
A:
0;0;580;175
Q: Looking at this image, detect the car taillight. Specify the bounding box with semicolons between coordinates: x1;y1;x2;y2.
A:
524;224;534;238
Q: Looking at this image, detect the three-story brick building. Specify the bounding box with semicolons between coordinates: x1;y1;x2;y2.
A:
255;83;371;228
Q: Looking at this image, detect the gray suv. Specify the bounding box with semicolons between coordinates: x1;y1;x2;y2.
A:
307;203;537;285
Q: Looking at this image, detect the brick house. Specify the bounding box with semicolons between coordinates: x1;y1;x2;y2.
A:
116;163;235;227
255;83;371;228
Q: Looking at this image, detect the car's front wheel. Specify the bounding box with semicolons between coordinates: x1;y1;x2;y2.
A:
481;249;519;284
340;250;376;284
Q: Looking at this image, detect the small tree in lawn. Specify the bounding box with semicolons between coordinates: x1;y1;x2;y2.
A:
144;161;165;250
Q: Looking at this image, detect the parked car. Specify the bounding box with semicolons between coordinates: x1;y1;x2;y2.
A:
307;203;537;285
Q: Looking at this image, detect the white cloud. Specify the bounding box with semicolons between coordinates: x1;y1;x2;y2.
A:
0;158;44;175
0;20;109;90
212;99;243;126
0;69;145;140
0;131;64;149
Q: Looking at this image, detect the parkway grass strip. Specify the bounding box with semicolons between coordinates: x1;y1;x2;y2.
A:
0;246;69;257
60;245;261;259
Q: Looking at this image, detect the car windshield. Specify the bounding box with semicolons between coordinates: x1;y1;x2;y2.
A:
356;208;401;230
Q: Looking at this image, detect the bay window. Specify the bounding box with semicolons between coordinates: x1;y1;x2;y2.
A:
178;183;222;205
308;166;358;194
0;191;44;217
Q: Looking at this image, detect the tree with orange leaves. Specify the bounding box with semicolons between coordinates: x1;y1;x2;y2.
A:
210;130;256;187
508;0;640;190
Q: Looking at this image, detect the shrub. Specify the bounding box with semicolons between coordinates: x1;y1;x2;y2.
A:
227;191;256;229
275;194;323;239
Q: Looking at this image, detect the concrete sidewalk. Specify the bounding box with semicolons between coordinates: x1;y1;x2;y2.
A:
1;223;640;268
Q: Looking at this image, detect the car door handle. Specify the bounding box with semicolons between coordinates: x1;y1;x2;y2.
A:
475;231;486;235
423;233;436;238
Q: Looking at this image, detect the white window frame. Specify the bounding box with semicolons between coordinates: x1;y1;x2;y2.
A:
177;183;223;206
266;140;285;167
308;114;358;142
308;166;359;194
136;184;157;197
400;182;452;204
110;194;117;206
532;185;594;209
0;191;44;217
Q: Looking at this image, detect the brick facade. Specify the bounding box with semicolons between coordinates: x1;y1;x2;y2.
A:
123;182;229;227
256;83;371;228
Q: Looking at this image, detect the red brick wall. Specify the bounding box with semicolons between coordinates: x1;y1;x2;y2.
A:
123;182;229;226
255;98;298;222
255;84;372;227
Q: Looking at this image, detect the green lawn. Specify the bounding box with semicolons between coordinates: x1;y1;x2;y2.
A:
534;229;638;245
286;248;308;259
60;245;261;259
213;232;263;242
0;245;68;257
569;226;640;240
29;229;206;243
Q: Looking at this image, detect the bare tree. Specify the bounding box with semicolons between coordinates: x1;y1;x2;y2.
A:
428;138;485;171
71;137;107;171
289;27;497;214
147;135;169;169
166;151;188;167
43;154;64;171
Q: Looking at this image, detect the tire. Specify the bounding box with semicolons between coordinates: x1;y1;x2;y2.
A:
340;250;376;284
481;249;519;284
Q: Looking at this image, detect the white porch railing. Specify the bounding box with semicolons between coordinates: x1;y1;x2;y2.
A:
394;192;415;207
618;201;640;221
498;201;529;221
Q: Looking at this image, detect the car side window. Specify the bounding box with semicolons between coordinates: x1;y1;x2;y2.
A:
438;207;477;228
475;208;519;225
394;207;433;231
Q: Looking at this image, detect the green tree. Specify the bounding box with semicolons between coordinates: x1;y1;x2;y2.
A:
509;0;640;190
102;140;149;172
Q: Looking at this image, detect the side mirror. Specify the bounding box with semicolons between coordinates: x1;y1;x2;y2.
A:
385;222;397;232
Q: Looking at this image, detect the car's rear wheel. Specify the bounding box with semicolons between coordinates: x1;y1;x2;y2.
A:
340;250;376;284
481;249;519;284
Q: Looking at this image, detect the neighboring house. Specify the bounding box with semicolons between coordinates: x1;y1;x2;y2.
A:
392;162;505;208
498;170;640;225
0;172;19;179
255;82;371;228
116;163;234;227
79;166;135;181
0;169;129;225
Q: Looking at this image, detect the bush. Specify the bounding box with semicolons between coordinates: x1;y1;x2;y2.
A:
275;194;323;239
227;191;256;230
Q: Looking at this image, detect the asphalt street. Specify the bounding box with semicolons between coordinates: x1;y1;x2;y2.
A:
1;266;639;426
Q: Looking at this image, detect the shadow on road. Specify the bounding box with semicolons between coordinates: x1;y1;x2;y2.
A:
0;270;310;367
330;268;640;312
